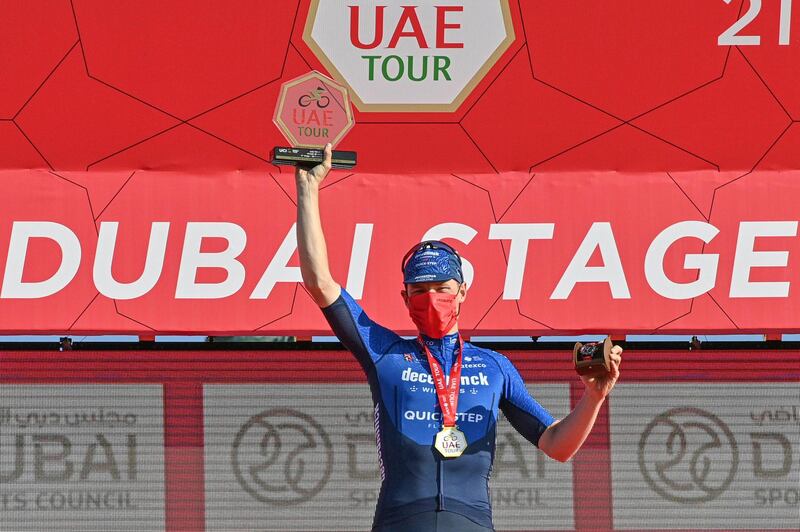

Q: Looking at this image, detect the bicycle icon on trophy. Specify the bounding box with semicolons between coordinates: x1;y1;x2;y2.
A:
298;86;330;108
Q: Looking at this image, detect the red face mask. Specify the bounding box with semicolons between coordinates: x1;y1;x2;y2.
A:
408;291;460;339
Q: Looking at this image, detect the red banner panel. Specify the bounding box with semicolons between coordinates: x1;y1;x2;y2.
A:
2;171;800;335
1;1;799;334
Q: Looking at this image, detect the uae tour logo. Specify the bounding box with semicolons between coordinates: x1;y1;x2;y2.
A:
303;0;515;112
232;408;333;506
638;407;739;504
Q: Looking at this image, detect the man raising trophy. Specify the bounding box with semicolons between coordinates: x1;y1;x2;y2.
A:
295;144;623;532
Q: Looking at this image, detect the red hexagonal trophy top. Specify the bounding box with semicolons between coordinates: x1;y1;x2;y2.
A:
274;71;354;149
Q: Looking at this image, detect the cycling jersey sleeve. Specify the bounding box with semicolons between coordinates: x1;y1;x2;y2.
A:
321;287;402;370
497;354;556;447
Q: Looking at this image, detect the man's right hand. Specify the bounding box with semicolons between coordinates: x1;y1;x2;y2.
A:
296;143;333;188
294;141;341;308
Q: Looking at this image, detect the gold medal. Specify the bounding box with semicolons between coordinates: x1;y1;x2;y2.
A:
434;426;468;458
418;336;468;459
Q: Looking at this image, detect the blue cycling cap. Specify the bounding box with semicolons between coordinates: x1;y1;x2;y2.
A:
402;240;463;284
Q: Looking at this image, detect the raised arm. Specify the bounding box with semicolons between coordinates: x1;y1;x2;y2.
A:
295;143;341;307
537;345;623;462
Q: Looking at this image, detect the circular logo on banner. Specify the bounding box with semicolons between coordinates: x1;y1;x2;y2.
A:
303;0;515;112
232;408;333;506
638;407;738;504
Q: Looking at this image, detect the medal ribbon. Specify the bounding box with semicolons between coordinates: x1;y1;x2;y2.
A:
419;335;463;428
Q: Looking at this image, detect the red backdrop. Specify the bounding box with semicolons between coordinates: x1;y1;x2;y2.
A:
1;1;799;335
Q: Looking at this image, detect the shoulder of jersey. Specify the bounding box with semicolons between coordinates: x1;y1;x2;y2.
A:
464;343;508;365
385;336;422;354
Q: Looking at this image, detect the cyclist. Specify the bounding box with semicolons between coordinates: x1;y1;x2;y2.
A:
299;86;330;108
295;144;623;532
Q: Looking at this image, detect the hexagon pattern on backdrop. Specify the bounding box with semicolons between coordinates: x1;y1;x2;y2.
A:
0;0;798;334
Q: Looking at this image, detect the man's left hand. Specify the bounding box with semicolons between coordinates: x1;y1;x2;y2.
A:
580;344;622;401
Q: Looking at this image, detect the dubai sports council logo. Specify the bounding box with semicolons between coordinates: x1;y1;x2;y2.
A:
232;408;333;506
638;407;739;504
303;1;515;112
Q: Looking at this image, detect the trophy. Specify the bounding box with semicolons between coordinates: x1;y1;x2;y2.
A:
573;337;612;377
272;71;357;169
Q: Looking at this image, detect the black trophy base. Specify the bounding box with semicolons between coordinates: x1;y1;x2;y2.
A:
272;147;357;170
573;336;612;377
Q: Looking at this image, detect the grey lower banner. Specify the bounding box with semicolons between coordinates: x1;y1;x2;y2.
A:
0;384;166;531
610;383;800;530
203;383;574;531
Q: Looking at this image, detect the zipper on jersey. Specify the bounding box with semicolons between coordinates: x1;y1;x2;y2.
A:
438;457;445;510
441;336;447;372
437;335;447;510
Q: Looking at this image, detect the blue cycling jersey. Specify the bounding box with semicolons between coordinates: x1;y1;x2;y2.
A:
322;288;556;530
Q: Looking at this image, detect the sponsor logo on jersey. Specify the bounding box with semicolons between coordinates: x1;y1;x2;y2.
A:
401;367;489;386
404;410;485;423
